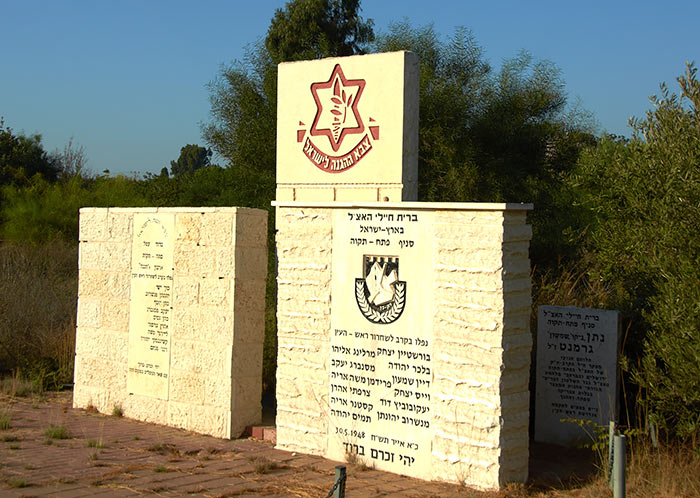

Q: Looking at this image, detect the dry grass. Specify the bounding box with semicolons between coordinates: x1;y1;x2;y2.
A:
532;255;617;311
624;441;700;498
0;374;41;397
0;241;77;388
519;441;700;498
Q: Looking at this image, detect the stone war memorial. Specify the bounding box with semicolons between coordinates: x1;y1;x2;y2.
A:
535;305;619;446
72;50;534;492
73;207;268;439
274;51;534;490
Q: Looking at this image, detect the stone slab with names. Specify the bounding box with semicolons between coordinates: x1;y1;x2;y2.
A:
127;213;175;400
535;305;619;446
274;201;534;490
73;207;268;439
327;208;435;475
276;51;419;203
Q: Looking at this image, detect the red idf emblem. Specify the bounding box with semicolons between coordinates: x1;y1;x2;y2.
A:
298;64;380;173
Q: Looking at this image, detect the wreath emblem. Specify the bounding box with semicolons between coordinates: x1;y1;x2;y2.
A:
355;256;406;324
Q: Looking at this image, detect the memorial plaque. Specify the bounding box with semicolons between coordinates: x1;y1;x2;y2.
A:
276;51;419;201
329;208;434;477
127;213;175;399
535;305;619;445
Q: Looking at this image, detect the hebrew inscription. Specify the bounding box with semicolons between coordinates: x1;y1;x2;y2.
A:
535;305;619;445
330;209;434;477
126;213;175;400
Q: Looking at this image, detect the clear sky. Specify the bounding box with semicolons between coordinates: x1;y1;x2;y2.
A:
1;0;697;176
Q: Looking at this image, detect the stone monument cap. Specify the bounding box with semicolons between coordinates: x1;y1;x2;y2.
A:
276;51;419;203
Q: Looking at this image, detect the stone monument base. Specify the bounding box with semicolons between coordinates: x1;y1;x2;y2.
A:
274;201;532;490
73;207;268;439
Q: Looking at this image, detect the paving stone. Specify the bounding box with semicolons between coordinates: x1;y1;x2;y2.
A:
0;392;473;497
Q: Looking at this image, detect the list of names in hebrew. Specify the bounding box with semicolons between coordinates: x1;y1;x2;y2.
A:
329;209;435;478
126;213;175;400
535;305;619;445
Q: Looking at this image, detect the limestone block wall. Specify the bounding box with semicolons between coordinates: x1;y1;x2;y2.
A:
275;208;334;453
274;203;532;490
430;209;532;487
73;207;267;439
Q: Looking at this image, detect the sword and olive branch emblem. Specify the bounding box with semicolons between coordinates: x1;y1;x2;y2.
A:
355;256;406;324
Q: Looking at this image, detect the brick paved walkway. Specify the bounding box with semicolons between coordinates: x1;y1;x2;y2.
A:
0;393;476;497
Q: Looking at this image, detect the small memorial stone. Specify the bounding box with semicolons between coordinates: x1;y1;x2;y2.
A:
535;305;619;446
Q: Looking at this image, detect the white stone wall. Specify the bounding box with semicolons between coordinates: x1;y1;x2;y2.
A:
275;208;333;453
274;203;532;490
430;209;532;487
73;207;268;439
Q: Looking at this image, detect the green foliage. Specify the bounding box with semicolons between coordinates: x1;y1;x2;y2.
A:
8;478;27;488
266;0;374;63
570;63;700;440
203;0;374;179
1;174;148;243
375;23;596;265
169;144;213;178
0;118;59;186
202;43;277;179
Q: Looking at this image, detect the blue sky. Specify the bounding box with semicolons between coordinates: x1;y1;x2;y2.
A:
1;0;697;176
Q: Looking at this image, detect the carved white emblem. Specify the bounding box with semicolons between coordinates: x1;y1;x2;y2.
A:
355;256;405;324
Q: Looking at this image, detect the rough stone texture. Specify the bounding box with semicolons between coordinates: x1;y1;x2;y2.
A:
274;203;532;490
73;207;267;439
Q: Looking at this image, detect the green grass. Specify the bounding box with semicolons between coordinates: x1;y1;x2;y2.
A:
2;435;19;442
8;478;27;488
0;409;11;430
44;424;70;439
153;465;168;473
112;404;123;417
87;439;104;448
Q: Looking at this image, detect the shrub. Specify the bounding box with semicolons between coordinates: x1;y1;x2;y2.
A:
570;63;700;440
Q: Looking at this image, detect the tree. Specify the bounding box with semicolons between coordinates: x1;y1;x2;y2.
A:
374;23;595;265
571;63;700;440
266;0;374;63
203;43;277;177
169;144;213;178
51;138;88;179
0;118;59;186
203;1;375;393
203;0;374;176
